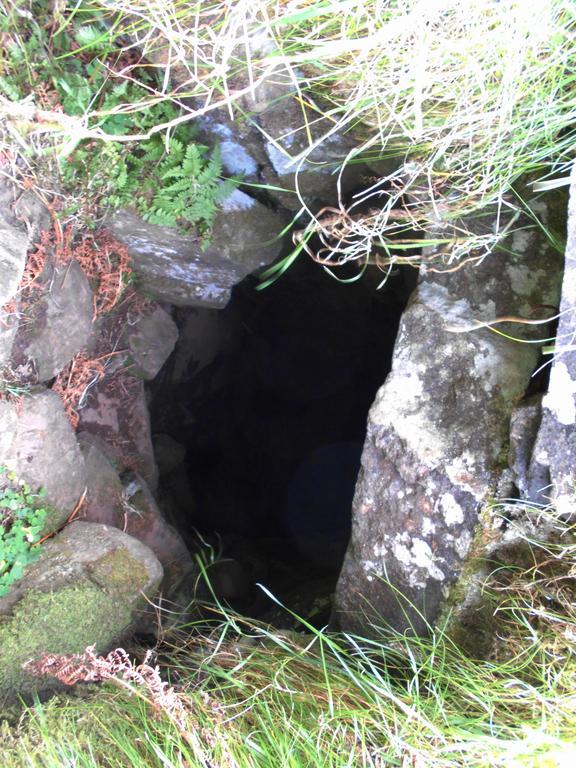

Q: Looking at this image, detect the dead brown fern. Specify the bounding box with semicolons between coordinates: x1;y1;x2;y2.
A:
55;226;132;317
51;352;107;429
24;645;190;737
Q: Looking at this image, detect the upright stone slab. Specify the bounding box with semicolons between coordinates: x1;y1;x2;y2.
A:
333;204;564;636
528;166;576;516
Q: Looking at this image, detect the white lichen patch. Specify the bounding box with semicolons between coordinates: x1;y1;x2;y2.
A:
544;362;576;425
417;283;474;327
219;141;258;176
422;517;436;535
392;534;445;588
438;492;464;525
265;141;296;175
511;229;533;256
473;338;503;393
361;559;384;581
446;453;486;501
371;359;446;465
506;262;546;298
454;529;473;558
219;189;256;212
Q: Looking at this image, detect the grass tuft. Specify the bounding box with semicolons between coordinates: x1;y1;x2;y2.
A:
1;507;574;767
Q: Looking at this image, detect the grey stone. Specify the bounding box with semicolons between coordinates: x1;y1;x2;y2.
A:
0;521;162;700
118;471;195;600
3;390;87;530
21;260;94;381
78;432;125;528
0;213;27;308
0;400;18;463
333;200;564;636
107;198;285;307
123;306;178;380
77;374;158;492
528;167;576;517
153;433;186;475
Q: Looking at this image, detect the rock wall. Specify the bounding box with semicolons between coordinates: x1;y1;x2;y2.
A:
333;200;565;636
526;168;576;516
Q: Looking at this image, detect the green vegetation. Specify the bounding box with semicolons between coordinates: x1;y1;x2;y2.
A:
2;0;574;273
0;468;47;597
0;0;237;235
0;2;575;765
0;584;132;697
0;509;574;766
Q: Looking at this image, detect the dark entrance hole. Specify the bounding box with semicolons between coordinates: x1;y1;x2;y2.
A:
148;256;417;625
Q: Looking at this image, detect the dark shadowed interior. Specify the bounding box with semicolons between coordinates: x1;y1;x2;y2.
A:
148;256;417;625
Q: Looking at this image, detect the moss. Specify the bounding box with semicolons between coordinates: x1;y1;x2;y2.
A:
438;507;502;657
0;583;132;700
89;548;150;597
39;503;66;538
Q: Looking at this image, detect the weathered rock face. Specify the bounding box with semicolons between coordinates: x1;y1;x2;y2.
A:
333;204;564;636
18;260;94;382
107;194;285;307
525;168;576;517
1;390;87;531
117;471;195;600
0;213;27;309
78;432;126;528
0;521;162;701
122;306;178;380
77;374;159;491
0;181;52;369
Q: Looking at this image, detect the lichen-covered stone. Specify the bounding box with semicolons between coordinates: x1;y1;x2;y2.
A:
3;390;87;530
20;261;94;382
0;521;162;701
526;167;576;517
333;201;564;636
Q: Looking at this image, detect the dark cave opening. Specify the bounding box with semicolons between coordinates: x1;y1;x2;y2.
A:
148;256;417;625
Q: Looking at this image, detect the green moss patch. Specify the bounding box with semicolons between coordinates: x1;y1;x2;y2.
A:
0;584;132;700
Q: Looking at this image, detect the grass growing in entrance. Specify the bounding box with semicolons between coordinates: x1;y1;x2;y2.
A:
1;510;575;767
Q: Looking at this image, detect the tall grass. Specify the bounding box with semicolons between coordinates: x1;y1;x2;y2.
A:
2;1;574;274
2;508;575;767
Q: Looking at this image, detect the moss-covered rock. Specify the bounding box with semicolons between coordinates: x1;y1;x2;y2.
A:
0;521;162;702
